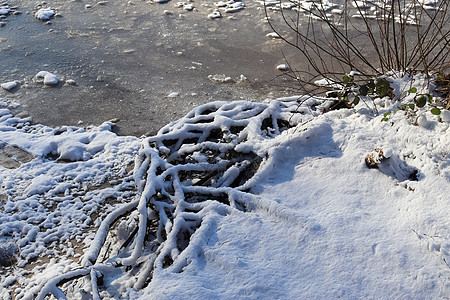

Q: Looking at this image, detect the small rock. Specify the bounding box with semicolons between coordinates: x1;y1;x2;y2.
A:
0;241;18;267
1;81;18;91
85;4;92;9
163;10;173;15
0;21;5;27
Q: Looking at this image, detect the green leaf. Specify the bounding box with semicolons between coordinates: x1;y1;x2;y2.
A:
359;85;369;96
353;96;360;105
427;94;433;103
408;104;415;110
415;96;427;108
408;87;417;93
367;80;375;90
376;78;391;97
381;117;389;122
431;107;441;115
383;112;391;117
343;75;350;83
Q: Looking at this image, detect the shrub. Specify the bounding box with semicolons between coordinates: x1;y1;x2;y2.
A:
264;0;450;96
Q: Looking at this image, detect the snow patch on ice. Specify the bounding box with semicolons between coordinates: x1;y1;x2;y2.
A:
35;8;55;21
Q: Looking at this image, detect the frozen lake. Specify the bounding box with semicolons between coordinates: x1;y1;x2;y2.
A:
1;0;447;135
1;0;298;136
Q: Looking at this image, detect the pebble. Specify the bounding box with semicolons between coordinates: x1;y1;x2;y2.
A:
0;21;5;27
85;4;92;9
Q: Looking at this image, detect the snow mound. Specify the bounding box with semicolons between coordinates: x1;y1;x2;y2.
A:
2;76;449;299
31;97;331;299
0;112;140;298
35;71;59;85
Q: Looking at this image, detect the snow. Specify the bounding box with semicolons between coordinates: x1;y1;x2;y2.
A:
0;6;11;15
1;81;18;91
35;8;55;21
1;0;450;296
35;71;60;85
1;73;448;299
266;32;281;39
314;77;344;89
276;64;289;71
167;92;179;98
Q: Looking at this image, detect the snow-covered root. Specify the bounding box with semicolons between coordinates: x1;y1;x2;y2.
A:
35;98;329;298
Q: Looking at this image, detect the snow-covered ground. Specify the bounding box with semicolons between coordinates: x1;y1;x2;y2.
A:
1;73;449;299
